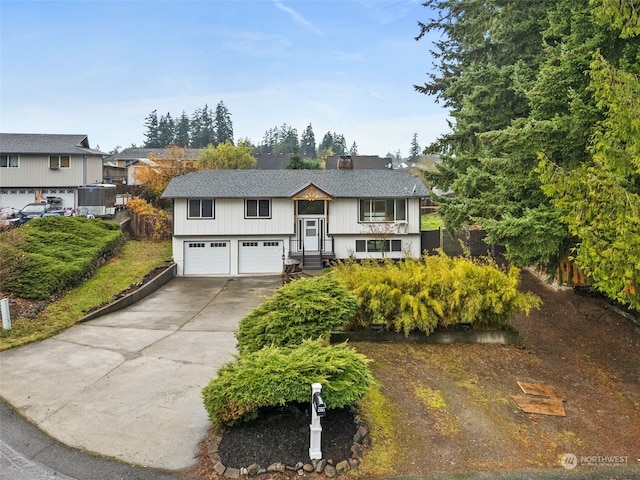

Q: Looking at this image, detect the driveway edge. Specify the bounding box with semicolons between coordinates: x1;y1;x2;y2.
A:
79;263;177;323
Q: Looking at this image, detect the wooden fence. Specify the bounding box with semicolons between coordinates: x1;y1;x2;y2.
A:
129;212;172;240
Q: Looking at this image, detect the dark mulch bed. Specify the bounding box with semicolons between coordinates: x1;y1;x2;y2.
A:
218;403;356;469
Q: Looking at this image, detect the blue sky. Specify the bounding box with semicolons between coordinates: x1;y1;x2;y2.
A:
1;0;447;157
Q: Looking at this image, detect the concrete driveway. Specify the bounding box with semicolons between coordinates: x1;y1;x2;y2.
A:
0;276;281;472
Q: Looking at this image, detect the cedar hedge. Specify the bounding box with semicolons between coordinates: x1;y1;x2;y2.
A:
0;216;123;299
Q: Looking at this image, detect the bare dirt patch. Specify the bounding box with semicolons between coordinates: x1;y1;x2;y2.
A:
196;270;640;478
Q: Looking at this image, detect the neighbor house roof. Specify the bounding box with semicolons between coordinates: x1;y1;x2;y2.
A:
0;133;106;155
161;169;429;199
325;155;393;170
115;148;202;161
253;153;291;170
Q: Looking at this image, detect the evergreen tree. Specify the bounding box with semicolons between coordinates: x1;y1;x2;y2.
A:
333;134;347;155
318;132;334;157
273;124;299;154
174;111;191;147
349;141;358;156
408;133;421;162
256;127;278;154
143;110;161;148
214;101;234;146
300;123;317;158
191;105;215;148
158;112;175;147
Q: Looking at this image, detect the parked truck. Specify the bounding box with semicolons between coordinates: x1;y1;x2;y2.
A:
77;184;117;217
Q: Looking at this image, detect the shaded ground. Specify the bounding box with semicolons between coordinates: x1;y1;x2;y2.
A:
217;404;355;468
197;270;640;478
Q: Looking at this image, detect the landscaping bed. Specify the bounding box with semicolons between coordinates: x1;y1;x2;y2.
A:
196;269;640;479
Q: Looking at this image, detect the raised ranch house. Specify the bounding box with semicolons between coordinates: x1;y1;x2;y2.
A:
161;169;429;276
0;133;105;210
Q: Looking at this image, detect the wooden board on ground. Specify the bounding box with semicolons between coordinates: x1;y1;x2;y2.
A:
511;394;566;416
517;381;561;398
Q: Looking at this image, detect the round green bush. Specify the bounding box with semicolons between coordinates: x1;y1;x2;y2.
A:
235;274;357;354
202;339;372;426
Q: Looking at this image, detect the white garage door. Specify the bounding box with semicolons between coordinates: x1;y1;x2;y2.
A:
184;241;230;275
238;240;283;274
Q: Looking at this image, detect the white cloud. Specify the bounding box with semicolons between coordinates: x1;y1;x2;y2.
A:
273;1;323;35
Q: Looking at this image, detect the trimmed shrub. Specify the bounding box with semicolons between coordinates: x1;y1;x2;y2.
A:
235;274;357;354
202;340;372;426
0;216;123;299
333;254;540;335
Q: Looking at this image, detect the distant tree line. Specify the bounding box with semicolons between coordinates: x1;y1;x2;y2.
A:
142;102;234;148
254;123;357;161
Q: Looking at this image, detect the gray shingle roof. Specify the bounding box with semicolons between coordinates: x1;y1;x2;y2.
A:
0;133;106;155
325;155;393;170
161;169;429;199
116;148;202;160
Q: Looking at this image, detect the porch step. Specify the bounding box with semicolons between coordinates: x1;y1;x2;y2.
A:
302;254;324;270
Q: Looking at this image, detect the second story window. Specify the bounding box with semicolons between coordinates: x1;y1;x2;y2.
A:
0;154;19;168
246;199;271;218
359;198;406;222
188;199;214;218
49;155;70;169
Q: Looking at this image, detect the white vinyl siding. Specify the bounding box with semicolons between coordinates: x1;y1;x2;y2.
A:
0;154;103;188
172;198;293;236
329;198;421;235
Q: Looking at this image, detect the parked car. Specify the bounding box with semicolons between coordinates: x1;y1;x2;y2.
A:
20;202;58;218
41;210;67;217
0;207;30;230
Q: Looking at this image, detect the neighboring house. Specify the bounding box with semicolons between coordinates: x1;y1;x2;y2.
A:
0;133;105;210
325;155;393;170
161;169;428;276
113;148;201;185
253;153;291;170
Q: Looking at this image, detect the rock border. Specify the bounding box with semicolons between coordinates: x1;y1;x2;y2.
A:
207;412;370;478
330;327;519;345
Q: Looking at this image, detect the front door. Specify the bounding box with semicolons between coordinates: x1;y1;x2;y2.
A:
303;218;319;251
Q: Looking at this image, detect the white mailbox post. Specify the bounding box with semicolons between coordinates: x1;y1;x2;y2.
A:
1;298;10;331
309;382;326;460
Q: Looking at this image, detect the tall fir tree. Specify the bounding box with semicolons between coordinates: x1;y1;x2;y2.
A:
158;112;175;147
300;123;317;158
349;141;358;156
143;110;161;148
174;111;191;147
408;133;421;162
214;101;234;146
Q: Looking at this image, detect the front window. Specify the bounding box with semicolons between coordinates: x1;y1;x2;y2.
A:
49;155;70;169
359;199;406;222
246;199;270;218
356;239;402;253
0;154;19;168
188;199;214;218
297;200;325;215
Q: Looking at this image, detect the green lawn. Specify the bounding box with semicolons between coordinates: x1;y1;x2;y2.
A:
421;213;443;230
0;240;172;351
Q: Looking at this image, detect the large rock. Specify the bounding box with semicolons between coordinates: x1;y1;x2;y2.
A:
324;464;338;478
336;460;350;474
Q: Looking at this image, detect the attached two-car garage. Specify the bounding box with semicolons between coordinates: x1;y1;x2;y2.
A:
183;239;283;275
